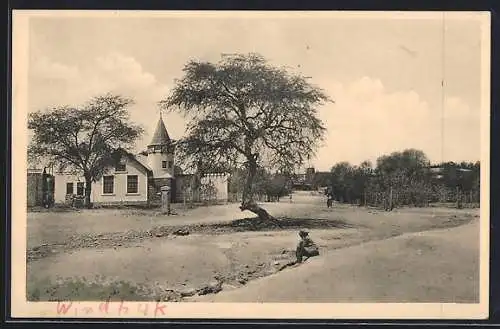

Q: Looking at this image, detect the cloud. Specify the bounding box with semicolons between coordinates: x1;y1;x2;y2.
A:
30;56;81;81
311;77;480;171
28;57;480;170
29;53;185;152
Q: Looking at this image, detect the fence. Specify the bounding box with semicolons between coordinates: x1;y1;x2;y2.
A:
363;186;480;210
227;192;286;204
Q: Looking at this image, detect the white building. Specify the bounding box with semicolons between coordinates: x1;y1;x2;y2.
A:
48;115;229;206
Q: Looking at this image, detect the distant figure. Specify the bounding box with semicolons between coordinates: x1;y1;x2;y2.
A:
289;193;293;203
325;187;334;208
296;230;319;263
327;196;334;208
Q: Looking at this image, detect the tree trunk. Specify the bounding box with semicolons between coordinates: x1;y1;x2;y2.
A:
240;201;277;222
84;176;93;209
183;189;187;210
239;159;276;222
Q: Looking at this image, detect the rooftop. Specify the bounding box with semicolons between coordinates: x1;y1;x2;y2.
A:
149;115;171;146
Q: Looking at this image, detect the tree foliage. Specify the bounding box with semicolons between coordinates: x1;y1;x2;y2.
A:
28;93;143;207
161;53;331;220
326;148;480;208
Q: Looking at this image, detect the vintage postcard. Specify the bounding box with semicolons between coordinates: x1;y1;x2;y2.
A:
11;10;490;319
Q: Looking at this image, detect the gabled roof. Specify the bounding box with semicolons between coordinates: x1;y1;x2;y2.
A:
115;148;153;174
149;116;171;146
135;154;153;172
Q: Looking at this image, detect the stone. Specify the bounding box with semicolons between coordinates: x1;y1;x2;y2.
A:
179;288;197;297
197;281;222;295
173;229;189;236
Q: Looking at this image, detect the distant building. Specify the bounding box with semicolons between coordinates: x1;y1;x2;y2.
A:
27;168;54;207
33;115;229;207
291;167;331;191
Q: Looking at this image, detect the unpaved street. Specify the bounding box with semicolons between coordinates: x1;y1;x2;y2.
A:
26;192;479;302
194;220;479;303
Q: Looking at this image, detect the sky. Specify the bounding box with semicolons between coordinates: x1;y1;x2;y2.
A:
24;12;486;172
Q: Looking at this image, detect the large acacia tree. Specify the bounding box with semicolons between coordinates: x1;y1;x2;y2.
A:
161;53;332;220
28;94;143;208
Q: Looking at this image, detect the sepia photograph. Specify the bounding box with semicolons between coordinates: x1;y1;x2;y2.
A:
11;10;490;319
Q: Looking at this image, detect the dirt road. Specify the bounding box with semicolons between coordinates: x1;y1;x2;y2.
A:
193;220;479;303
27;195;318;249
26;192;480;302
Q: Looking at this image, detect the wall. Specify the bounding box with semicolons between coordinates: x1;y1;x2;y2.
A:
27;173;43;206
53;158;149;205
201;173;229;201
147;152;175;178
173;175;191;203
171;174;229;203
54;173;81;203
148;177;173;205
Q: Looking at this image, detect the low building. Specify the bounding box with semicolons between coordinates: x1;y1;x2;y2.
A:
41;115;229;207
291;167;331;191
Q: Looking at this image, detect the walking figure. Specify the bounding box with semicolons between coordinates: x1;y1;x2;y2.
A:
325;187;334;208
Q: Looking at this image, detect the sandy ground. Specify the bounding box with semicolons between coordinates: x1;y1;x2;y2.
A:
27;195;318;249
26;192;480;302
193;220;479;303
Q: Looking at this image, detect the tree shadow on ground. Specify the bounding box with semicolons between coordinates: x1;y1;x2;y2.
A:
208;217;357;233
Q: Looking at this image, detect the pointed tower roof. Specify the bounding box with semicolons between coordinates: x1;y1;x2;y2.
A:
149;115;171;146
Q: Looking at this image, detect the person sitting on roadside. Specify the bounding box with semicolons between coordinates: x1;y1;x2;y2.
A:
296;230;319;263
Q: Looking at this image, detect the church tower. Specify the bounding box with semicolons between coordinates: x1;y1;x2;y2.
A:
147;115;175;179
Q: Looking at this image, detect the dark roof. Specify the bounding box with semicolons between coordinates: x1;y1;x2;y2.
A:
149;116;171;146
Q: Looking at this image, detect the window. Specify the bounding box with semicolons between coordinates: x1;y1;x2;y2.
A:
162;161;167;169
76;182;85;196
103;176;114;194
115;162;126;172
127;175;138;194
66;182;74;195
